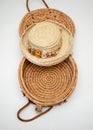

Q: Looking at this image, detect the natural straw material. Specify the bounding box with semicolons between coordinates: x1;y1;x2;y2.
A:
17;0;77;122
20;20;73;66
19;8;75;37
18;55;78;110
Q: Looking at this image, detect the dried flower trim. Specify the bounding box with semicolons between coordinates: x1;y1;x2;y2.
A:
28;47;60;58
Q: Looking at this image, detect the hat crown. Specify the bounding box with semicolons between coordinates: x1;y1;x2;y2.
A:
28;21;61;50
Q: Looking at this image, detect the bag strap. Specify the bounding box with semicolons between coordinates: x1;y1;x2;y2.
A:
26;0;49;12
17;101;53;122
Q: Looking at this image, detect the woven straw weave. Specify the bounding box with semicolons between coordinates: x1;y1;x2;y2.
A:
20;20;73;66
17;1;77;122
19;8;75;37
18;55;78;111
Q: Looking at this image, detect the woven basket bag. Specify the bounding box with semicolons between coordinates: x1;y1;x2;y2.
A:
17;0;78;122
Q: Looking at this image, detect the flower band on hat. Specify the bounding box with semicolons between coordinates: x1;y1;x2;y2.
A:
28;46;61;58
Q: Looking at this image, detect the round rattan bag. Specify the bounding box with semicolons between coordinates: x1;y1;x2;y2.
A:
17;0;78;122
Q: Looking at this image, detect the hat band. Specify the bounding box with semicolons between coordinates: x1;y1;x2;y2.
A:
28;46;61;58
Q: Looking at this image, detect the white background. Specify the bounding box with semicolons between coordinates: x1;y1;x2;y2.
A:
0;0;93;130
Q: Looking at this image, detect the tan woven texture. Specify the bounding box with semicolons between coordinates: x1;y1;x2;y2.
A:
18;55;78;110
28;20;61;48
19;8;75;37
17;2;77;121
20;20;73;66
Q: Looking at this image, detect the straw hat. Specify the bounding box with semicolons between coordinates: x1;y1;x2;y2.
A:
20;20;73;66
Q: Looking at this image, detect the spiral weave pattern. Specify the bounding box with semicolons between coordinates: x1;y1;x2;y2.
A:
19;8;75;37
18;55;77;107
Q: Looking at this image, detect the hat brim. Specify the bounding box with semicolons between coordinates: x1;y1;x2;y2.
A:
20;20;73;66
